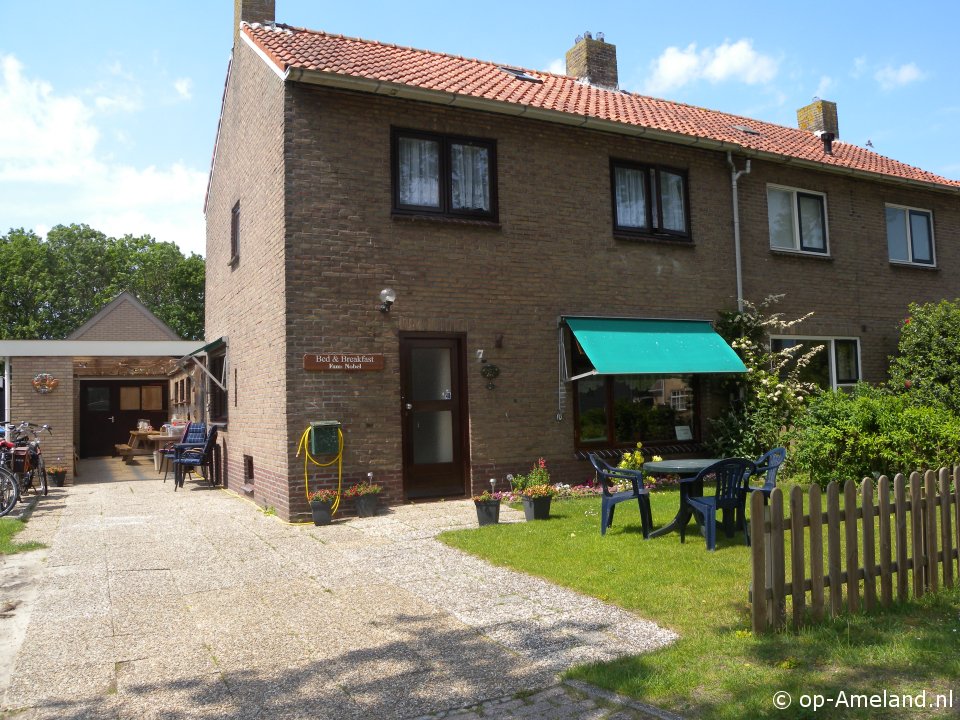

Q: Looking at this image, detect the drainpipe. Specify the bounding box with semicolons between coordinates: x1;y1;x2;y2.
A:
727;152;751;312
3;358;9;423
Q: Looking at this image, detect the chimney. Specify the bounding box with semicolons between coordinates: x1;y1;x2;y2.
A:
234;0;276;45
797;98;840;140
565;32;618;90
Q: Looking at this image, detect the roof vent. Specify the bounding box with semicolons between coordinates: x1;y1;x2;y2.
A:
498;66;543;84
732;124;761;136
816;131;835;155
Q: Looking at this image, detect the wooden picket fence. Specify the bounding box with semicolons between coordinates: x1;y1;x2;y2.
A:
750;467;960;634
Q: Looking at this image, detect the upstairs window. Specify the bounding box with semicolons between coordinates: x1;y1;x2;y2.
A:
886;204;934;266
767;185;828;255
392;129;497;220
230;201;240;265
611;160;690;239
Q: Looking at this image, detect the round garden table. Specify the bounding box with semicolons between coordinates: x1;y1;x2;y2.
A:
643;458;723;538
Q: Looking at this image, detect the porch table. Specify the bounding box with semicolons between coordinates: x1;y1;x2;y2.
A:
643;458;722;539
144;432;179;472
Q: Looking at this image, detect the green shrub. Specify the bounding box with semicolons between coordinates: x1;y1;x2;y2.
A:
888;299;960;414
791;384;960;485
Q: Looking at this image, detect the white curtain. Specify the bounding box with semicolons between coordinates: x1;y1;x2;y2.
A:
398;137;440;207
615;166;646;227
451;143;490;211
660;171;686;232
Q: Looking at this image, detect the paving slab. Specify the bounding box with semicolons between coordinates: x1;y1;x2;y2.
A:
2;457;679;719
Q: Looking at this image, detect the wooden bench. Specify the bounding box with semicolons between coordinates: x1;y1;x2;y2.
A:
114;444;134;462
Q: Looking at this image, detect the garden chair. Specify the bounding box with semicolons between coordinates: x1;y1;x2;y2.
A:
588;453;652;538
744;447;787;503
173;425;218;490
160;423;206;483
681;458;756;551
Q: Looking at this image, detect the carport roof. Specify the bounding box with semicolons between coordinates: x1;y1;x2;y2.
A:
0;340;202;357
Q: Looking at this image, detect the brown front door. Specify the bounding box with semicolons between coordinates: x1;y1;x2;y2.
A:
400;335;468;498
79;381;168;457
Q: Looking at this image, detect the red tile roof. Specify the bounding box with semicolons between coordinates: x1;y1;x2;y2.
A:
243;23;960;191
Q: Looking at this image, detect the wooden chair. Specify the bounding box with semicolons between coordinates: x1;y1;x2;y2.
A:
682;458;756;551
173;426;218;490
588;453;652;538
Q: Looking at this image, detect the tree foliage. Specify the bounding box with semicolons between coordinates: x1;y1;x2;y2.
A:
887;299;960;415
709;295;823;458
0;224;204;340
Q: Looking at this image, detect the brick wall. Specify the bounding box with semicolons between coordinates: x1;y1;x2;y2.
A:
71;298;178;341
205;38;289;515
9;358;74;480
213;43;960;521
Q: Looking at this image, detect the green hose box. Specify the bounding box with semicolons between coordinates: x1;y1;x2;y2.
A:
309;421;341;455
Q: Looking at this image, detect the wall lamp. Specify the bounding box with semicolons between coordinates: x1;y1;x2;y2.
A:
378;287;397;313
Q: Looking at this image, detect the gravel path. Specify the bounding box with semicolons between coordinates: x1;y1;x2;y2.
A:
1;458;677;719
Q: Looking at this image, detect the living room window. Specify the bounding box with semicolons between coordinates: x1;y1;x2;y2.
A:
767;185;828;255
392;128;497;220
611;160;690;239
769;337;860;389
886;204;935;266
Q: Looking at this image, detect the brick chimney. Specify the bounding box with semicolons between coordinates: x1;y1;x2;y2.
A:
565;32;618;90
234;0;276;45
797;99;840;140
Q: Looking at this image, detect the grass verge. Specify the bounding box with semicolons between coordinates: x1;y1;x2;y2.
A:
439;492;960;719
0;518;44;555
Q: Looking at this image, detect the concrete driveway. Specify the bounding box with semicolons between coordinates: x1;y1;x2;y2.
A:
1;458;677;719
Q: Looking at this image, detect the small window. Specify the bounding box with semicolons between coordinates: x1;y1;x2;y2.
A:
141;386;163;411
770;337;861;389
611;160;690;239
230;201;240;265
886;204;934;266
120;386;141;411
208;350;228;424
392;129;497;220
767;185;828;255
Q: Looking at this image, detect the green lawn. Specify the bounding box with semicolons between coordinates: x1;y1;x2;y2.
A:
0;517;44;554
439;491;960;719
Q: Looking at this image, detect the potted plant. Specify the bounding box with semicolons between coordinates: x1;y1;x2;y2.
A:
344;480;382;517
307;488;338;526
48;459;67;487
511;458;554;521
472;489;504;526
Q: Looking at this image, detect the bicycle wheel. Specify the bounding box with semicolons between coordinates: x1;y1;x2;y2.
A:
34;456;48;496
0;469;19;517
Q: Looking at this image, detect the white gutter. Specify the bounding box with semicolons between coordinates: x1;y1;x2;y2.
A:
0;340;203;357
727;153;752;312
282;66;960;197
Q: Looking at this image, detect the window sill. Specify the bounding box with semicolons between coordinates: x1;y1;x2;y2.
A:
613;232;694;247
769;248;832;261
391;212;501;229
889;260;938;271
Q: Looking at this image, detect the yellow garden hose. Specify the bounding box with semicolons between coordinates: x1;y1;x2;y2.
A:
295;426;344;515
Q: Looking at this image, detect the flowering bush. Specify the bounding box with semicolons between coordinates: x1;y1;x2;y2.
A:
342;481;382;498
510;457;550;492
617;442;646;471
472;490;506;503
308;488;338;503
522;483;555;499
552;482;602;499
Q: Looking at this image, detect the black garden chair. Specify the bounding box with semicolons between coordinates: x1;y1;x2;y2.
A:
588;453;652;538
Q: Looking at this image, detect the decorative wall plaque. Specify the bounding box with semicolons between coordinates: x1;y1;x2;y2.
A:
32;372;60;394
303;353;385;372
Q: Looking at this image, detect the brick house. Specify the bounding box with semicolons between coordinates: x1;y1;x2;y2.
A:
206;1;960;522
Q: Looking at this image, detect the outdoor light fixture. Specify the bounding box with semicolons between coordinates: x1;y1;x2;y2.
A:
378;287;396;313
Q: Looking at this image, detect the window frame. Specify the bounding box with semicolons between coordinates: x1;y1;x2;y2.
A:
768;336;861;390
229;201;240;266
766;184;829;256
208;349;229;424
390;127;499;221
885;203;936;267
610;159;691;240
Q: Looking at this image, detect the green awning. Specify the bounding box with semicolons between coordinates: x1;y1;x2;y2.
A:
565;317;746;377
188;337;225;357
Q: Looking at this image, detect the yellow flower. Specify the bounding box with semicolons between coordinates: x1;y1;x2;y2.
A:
652;455;663;462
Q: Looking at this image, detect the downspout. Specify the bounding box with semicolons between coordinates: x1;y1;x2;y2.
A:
727;152;751;312
3;358;9;423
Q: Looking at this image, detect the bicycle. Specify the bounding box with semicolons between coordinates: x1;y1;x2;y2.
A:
0;429;20;516
4;422;51;499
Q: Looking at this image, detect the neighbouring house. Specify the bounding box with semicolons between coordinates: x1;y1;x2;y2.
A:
205;0;960;522
0;292;203;480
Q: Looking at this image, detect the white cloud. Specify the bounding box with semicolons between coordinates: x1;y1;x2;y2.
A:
0;54;207;256
645;39;778;94
875;62;925;90
851;56;868;79
173;77;193;100
814;75;834;98
546;58;565;75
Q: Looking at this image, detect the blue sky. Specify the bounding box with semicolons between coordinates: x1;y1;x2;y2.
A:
1;0;957;257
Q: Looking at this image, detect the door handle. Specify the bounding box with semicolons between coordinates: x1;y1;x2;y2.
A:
107;416;115;423
405;403;413;410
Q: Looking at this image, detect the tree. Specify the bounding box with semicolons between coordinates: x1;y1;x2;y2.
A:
0;224;204;340
888;299;960;415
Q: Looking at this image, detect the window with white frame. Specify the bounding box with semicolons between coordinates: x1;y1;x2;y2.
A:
769;337;860;389
767;185;828;254
886;204;935;266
